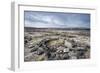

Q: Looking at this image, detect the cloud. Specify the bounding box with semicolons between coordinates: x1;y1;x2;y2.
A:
24;11;90;28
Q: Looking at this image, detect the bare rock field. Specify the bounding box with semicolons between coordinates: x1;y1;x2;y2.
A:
24;28;90;62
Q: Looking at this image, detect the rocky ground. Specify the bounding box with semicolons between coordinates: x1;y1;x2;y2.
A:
24;29;90;62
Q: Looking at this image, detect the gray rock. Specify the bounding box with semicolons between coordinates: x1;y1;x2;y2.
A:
30;45;39;52
57;46;65;53
28;44;35;48
24;39;28;45
77;50;84;56
30;47;37;52
24;35;32;41
63;48;70;53
77;47;85;50
77;55;85;59
37;47;44;55
62;53;69;59
68;51;77;57
48;53;56;60
70;56;77;59
64;40;72;48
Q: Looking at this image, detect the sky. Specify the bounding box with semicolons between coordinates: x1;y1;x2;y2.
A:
24;11;90;28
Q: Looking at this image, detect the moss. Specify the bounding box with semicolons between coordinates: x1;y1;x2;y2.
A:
47;39;64;46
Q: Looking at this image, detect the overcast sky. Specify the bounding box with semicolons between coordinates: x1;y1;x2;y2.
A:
24;11;90;28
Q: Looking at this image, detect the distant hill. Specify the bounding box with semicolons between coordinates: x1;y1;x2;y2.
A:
24;27;90;32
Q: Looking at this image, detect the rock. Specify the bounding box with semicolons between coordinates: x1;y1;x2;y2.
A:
76;49;86;59
84;51;90;58
24;47;31;56
24;39;28;44
48;53;56;60
24;34;32;45
62;53;69;59
24;53;34;61
57;46;65;53
51;53;56;58
63;48;70;53
35;54;47;61
37;47;44;55
68;51;76;57
56;46;70;53
30;45;39;52
85;45;90;49
77;47;87;52
28;44;35;48
30;47;37;52
49;47;57;52
42;43;49;50
24;35;32;41
77;55;85;59
77;47;84;49
29;53;48;61
24;56;31;61
70;56;77;59
77;50;84;56
72;43;77;48
64;40;72;48
47;52;51;59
